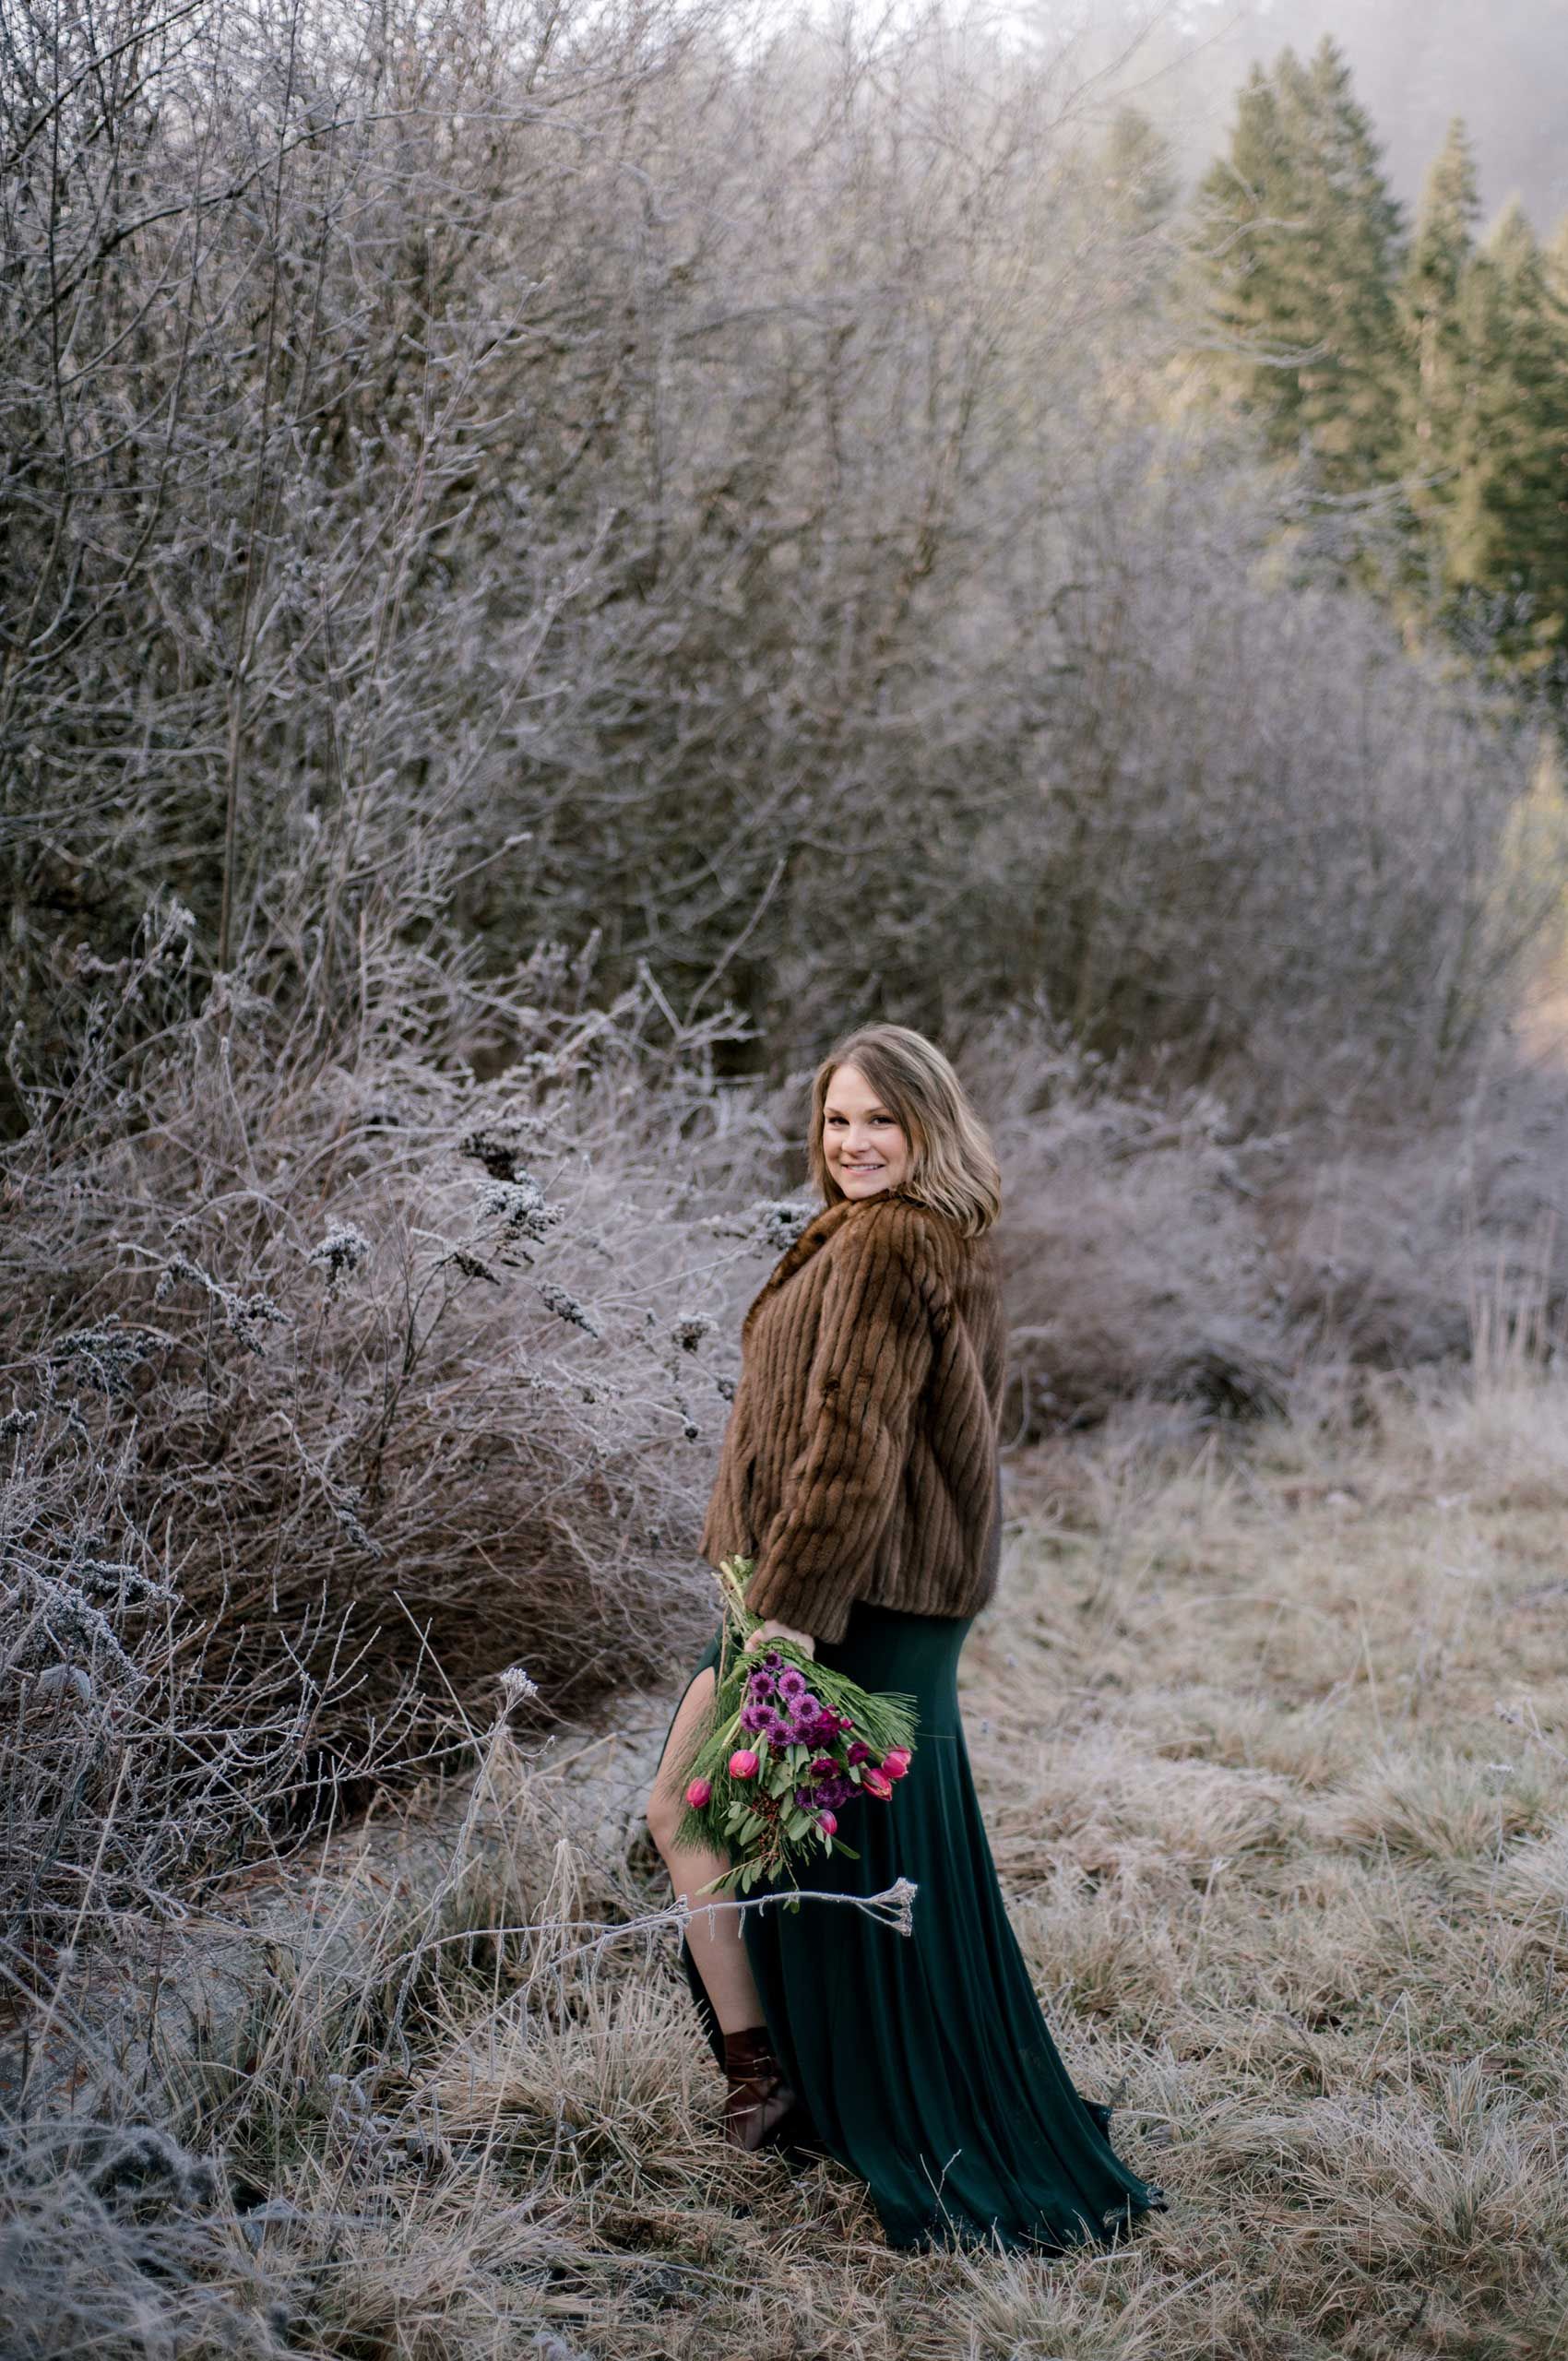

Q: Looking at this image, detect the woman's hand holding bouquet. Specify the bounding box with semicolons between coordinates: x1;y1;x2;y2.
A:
671;1556;918;1910
745;1615;815;1659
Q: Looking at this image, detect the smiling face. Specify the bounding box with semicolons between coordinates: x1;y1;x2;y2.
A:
822;1062;912;1199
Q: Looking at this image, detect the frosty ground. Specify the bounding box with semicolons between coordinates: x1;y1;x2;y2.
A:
12;1365;1568;2361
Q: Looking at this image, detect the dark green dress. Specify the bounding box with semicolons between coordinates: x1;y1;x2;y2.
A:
662;1595;1167;2254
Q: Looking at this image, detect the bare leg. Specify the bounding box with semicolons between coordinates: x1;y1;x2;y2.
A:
646;1665;767;2035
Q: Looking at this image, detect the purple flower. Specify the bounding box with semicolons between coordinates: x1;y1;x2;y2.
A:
799;1772;857;1810
746;1669;778;1702
798;1692;822;1720
777;1667;807;1702
763;1651;784;1669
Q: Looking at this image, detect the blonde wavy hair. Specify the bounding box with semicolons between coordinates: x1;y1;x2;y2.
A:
804;1023;1002;1238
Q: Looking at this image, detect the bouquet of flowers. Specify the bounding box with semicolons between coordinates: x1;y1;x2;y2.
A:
671;1555;919;1908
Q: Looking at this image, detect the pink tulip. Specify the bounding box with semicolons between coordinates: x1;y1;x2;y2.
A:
683;1777;712;1809
818;1809;838;1835
728;1748;760;1781
861;1766;894;1801
882;1749;911;1781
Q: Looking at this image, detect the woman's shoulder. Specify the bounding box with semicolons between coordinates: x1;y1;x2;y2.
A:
829;1188;977;1286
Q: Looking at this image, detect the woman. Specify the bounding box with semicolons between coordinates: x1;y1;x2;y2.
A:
645;1023;1166;2255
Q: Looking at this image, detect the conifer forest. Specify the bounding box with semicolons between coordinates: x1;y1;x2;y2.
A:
6;3;1568;2354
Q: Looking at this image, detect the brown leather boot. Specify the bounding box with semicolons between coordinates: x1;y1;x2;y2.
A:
721;2025;801;2152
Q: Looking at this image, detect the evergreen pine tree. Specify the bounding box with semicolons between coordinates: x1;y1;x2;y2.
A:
1547;214;1568;312
1100;105;1178;235
1096;105;1179;318
1467;203;1568;672
1397;118;1482;565
1397;127;1568;678
1289;40;1407;484
1191;61;1315;465
1189;39;1404;492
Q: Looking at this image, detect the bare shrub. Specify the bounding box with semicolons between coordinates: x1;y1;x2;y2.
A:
7;0;1558;1122
0;924;785;1952
0;0;1141;1057
957;1003;1568;1437
956;1011;1303;1433
761;435;1568;1103
0;2118;290;2361
1266;1056;1568;1372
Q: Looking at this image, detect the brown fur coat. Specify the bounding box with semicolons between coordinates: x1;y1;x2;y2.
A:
699;1185;1006;1643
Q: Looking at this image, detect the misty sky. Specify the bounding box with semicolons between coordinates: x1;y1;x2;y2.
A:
1119;0;1568;236
783;2;1564;231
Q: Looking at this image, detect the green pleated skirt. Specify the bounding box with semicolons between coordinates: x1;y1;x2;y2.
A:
661;1596;1168;2255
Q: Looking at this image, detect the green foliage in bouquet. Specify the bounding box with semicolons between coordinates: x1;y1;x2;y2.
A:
666;1556;920;1909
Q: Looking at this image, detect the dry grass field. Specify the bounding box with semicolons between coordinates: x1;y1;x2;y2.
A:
10;1358;1568;2361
